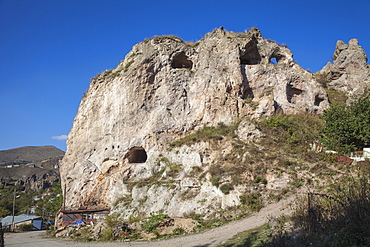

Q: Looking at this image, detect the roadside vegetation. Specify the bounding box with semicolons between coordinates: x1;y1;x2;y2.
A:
0;181;62;219
219;162;370;247
218;92;370;246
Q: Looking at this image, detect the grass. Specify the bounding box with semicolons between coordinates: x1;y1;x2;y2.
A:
123;60;134;72
142;212;169;233
218;224;271;247
257;112;324;160
170;122;238;147
239;192;264;212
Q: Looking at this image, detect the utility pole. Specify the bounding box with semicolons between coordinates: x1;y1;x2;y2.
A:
0;222;4;247
63;183;66;211
11;188;16;231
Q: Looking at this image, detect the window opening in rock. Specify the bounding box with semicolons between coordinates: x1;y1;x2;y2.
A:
171;52;193;69
270;57;278;65
240;40;261;65
127;147;147;163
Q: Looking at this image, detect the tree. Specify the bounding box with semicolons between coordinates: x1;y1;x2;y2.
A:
322;93;370;154
0;207;10;218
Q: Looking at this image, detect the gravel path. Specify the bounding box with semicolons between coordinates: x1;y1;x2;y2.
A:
4;196;294;247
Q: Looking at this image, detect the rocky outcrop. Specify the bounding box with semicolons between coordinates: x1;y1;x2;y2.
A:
60;28;329;219
0;156;62;191
320;39;370;98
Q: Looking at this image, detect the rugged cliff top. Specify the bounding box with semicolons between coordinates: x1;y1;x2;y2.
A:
320;38;370;98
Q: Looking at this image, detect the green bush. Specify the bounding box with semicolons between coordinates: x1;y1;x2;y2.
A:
172;227;184;235
142;212;169;233
211;176;221;187
220;183;234;194
322;93;370;154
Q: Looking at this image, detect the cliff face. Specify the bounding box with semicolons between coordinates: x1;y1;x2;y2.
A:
320;38;370;98
60;28;329;217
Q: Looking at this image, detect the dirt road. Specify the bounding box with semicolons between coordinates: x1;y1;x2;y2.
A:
4;196;293;247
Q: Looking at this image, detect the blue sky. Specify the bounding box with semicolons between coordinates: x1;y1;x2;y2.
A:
0;0;369;152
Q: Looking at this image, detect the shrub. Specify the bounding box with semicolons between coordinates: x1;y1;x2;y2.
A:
268;163;370;246
142;212;169;233
211;176;221;187
18;223;33;232
105;214;120;228
321;93;370;154
253;176;267;184
240;192;263;212
99;228;114;241
172;227;184;235
220;183;234;194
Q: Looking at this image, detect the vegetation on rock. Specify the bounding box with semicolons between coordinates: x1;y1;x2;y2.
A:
221;162;370;247
322;93;370;154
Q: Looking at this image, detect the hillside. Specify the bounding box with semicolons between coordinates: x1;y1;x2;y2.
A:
0;145;64;165
0;147;64;219
60;27;330;213
55;28;369;244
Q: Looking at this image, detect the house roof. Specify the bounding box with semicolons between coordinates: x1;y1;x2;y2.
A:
0;214;42;227
60;208;110;214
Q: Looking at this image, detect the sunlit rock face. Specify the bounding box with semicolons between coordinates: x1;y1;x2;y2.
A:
320;38;370;98
60;28;329;219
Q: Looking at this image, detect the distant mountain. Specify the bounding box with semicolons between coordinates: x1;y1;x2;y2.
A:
0;146;64;165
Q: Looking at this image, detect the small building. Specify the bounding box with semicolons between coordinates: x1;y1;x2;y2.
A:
350;147;370;162
0;214;43;231
60;208;110;226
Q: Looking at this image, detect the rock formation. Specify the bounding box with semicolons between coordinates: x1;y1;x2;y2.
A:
60;28;330;219
320;39;370;98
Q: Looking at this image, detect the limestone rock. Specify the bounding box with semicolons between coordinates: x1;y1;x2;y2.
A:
60;28;329;221
236;120;264;142
320;39;370;98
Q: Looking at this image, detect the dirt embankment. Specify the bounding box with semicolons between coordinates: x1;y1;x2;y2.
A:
5;195;294;247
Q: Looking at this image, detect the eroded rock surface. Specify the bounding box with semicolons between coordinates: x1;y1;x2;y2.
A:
320;38;370;98
60;28;329;221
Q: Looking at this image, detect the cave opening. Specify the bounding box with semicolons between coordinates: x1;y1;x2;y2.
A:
286;83;303;103
240;40;261;65
171;52;193;69
314;95;325;106
127;147;147;163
